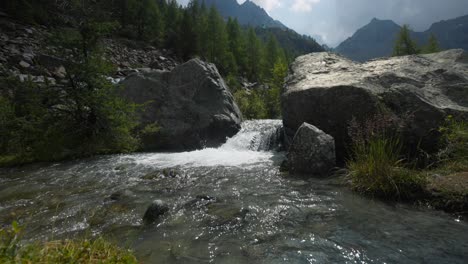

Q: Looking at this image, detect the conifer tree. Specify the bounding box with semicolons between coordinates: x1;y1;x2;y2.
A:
393;25;419;56
164;0;181;49
246;28;263;81
264;34;280;79
422;34;441;54
226;18;246;75
205;6;229;73
135;0;163;45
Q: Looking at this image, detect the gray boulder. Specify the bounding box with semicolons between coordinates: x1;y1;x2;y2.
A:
287;123;336;175
121;58;242;151
282;49;468;162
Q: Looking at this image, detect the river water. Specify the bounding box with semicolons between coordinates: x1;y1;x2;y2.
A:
0;120;467;263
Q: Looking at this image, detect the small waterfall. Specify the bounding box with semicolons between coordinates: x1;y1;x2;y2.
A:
220;120;283;151
131;120;284;168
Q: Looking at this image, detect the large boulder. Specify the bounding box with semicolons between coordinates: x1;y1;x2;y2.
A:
287;122;336;175
282;49;468;162
121;58;242;151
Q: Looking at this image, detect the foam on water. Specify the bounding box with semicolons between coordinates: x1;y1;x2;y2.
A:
130;120;283;168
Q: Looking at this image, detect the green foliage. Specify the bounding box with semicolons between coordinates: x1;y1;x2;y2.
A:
422;34;442;54
437;116;468;169
135;0;164;44
347;136;426;200
246;28;264;81
346;115;427;200
393;27;443;57
0;0;52;24
0;222;138;263
393;25;420;56
0;20;138;166
233;90;268;120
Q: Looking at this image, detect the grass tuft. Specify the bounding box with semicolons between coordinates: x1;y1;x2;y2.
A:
0;221;138;264
347;136;426;200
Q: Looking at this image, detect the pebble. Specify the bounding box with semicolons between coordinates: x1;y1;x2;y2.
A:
53;66;67;79
19;60;30;68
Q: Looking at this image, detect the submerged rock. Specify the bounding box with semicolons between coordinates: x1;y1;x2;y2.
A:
287;122;336;175
282;49;468;162
143;200;169;224
121;58;242;151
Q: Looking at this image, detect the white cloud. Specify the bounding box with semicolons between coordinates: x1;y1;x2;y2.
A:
250;0;282;12
290;0;320;12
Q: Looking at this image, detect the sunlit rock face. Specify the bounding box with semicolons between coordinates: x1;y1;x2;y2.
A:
282;49;468;162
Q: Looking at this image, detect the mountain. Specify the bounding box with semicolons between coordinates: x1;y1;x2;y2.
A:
335;18;401;62
425;15;468;51
202;0;286;29
335;15;468;62
255;27;325;58
202;0;324;56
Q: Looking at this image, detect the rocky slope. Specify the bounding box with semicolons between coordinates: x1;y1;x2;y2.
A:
281;49;468;162
0;15;242;152
0;16;179;85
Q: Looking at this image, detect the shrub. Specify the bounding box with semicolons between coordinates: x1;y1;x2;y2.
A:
0;222;138;263
233;89;268;120
347;115;427;200
347;136;426;200
433;116;468;173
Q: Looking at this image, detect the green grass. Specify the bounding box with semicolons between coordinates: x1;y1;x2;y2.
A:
0;222;138;264
438;117;468;168
347;116;467;209
347;136;426;200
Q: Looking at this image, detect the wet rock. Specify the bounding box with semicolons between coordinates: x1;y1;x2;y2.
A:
207;203;249;226
143;200;169;224
142;168;181;180
184;195;218;209
109;190;134;201
287;122;336;176
282;50;468;162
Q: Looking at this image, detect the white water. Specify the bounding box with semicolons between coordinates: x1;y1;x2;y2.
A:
129;120;284;168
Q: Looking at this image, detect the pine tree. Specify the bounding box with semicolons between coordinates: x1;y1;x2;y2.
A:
393;25;419;56
205;6;229;73
135;0;163;45
164;0;181;49
264;34;280;79
246;28;263;81
422;34;441;54
226;18;246;75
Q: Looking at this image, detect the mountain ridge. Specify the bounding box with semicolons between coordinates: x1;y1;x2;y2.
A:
201;0;324;56
202;0;287;29
335;15;468;62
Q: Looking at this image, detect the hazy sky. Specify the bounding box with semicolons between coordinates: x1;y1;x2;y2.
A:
177;0;468;47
